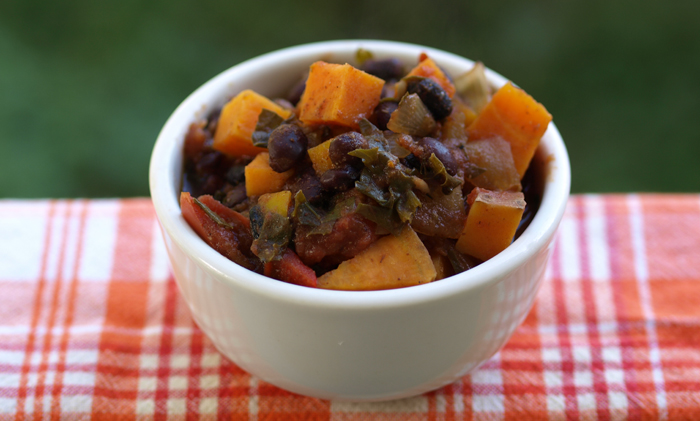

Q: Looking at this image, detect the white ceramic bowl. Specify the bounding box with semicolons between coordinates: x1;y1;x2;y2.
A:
149;40;570;402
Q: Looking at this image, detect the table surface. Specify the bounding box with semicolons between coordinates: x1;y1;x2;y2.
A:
1;194;699;420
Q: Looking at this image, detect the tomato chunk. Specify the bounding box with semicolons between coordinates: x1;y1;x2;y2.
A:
264;248;317;288
180;192;262;272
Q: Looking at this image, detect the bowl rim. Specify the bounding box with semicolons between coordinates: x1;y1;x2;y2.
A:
149;39;571;310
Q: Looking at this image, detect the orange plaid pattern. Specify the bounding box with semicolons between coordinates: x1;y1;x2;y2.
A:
0;195;699;420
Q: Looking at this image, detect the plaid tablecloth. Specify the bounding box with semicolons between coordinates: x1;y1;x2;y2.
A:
1;195;699;420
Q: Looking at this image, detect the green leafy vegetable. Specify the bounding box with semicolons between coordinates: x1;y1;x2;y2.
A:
193;197;235;230
424;153;463;194
355;48;374;66
358;119;390;151
356;203;405;236
355;169;391;207
251;109;285;148
250;202;292;263
293;191;355;236
348;121;424;230
394;184;421;223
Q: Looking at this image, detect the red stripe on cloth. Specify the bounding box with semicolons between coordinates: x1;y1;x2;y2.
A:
153;277;179;421
550;215;581;419
14;201;56;421
91;200;154;420
33;202;73;419
185;315;204;421
256;382;331;420
578;196;611;419
605;195;643;419
3;195;700;419
50;200;88;421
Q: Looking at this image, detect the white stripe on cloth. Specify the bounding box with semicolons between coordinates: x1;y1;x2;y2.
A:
628;194;668;420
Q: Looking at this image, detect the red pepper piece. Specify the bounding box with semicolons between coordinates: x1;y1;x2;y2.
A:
180;192;262;272
264;248;318;288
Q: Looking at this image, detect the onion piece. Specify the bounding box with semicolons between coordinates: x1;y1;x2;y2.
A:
454;62;491;114
387;93;436;137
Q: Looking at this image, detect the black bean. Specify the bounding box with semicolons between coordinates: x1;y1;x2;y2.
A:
286;74;307;105
225;165;246;185
420;137;458;175
291;172;325;204
222;184;247;208
206;109;221;134
407;78;453;120
329;132;368;168
361;58;404;81
320;166;360;192
372;101;398;130
401;153;421;169
195;151;223;174
268;124;308;172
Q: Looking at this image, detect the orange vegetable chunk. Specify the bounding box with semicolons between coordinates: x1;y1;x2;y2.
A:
405;56;456;98
456;188;526;261
318;227;436;291
258;190;292;217
244;152;294;196
467;82;552;178
298;62;384;129
306;139;334;175
213;90;292;157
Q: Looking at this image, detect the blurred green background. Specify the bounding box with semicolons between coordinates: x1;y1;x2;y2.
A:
1;0;698;198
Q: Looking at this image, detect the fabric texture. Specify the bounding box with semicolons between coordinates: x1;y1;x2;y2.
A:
0;195;699;420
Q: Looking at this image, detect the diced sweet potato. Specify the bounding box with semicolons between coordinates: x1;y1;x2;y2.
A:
258;191;292;217
213;90;292;157
244;152;294;196
466;82;552;178
306;139;333;175
464;137;522;192
298;61;384;129
405;56;456;98
317;227;436;291
456;188;526;261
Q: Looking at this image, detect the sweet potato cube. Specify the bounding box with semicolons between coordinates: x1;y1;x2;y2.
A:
213;90;292;157
258;190;292;217
244;152;294;196
467;82;552;178
298;62;384;129
317;227;436;291
307;139;334;175
456;188;525;261
405;57;456;98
